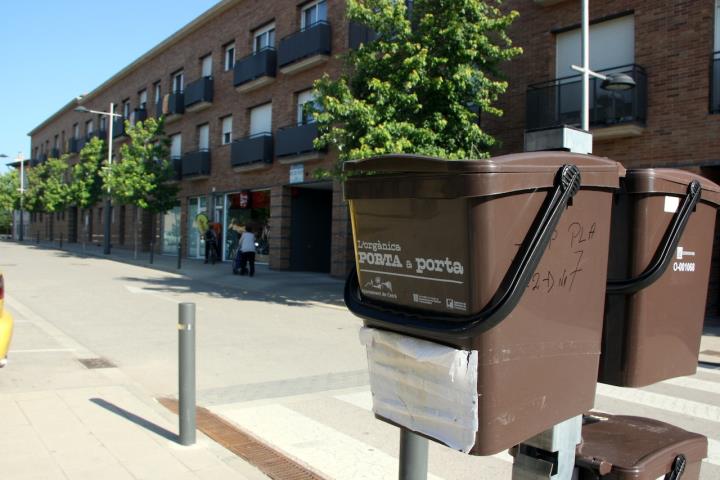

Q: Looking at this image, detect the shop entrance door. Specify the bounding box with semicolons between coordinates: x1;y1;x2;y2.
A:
187;196;207;258
290;186;332;272
162;204;181;254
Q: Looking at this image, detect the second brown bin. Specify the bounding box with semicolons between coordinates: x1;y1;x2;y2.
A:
600;169;720;387
344;152;624;455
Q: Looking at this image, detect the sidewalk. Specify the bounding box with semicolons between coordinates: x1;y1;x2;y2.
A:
21;239;346;308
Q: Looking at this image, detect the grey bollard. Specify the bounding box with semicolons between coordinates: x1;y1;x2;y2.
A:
178;303;196;446
399;428;428;480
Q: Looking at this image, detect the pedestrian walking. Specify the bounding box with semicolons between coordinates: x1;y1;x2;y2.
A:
238;225;256;276
204;226;219;264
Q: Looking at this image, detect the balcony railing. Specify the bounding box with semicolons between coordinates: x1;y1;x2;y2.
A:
184;77;213;112
38;153;48;163
156;92;185;119
181;149;211;178
170;156;182;180
278;21;331;74
66;138;79;154
76;137;86;151
132;108;148;125
113;118;127;138
348;21;377;50
276;122;323;159
234;48;277;92
526;64;647;132
50;148;60;158
231;133;273;168
712;52;720;114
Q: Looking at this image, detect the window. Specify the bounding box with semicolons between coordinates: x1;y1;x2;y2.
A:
224;42;235;71
221;116;233;145
154;82;162;103
555;15;634;78
172;71;184;93
86;120;94;136
73;123;79;139
139;89;148;110
716;0;720;53
170;133;182;158
53;134;59;149
60;131;65;150
99;116;107;132
201;54;213;77
301;0;327;29
123;100;131;118
296;89;318;125
198;124;210;150
253;23;276;53
249;103;272;136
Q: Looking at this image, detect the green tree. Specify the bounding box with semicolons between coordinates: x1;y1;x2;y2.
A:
24;157;71;214
101;118;179;256
0;170;20;234
70;137;105;248
313;0;521;174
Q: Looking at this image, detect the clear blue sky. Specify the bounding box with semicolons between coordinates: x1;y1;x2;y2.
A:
0;0;218;170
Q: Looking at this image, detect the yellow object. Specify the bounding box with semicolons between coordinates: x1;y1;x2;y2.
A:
0;272;14;367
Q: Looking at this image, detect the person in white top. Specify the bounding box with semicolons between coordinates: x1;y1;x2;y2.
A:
238;225;257;276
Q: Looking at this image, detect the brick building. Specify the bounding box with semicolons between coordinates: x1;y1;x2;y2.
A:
25;0;365;277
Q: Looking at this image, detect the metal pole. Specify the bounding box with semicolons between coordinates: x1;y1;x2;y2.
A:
36;231;39;244
581;0;590;132
103;102;114;255
399;428;428;480
149;240;155;264
59;233;63;249
19;153;25;242
178;302;196;446
177;237;182;269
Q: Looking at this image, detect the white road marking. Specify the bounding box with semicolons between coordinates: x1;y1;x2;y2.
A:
664;376;720;396
334;391;514;464
218;404;444;480
596;383;720;423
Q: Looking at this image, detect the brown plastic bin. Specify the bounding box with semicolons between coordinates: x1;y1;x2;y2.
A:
600;169;720;387
575;413;707;480
344;152;624;455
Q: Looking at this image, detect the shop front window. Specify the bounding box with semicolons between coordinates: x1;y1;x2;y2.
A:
187;196;208;258
224;190;271;263
162;205;181;254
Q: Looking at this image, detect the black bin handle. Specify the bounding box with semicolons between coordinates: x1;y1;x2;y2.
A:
344;164;582;336
606;180;701;295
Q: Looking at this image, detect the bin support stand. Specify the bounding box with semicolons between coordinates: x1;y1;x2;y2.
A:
399;428;428;480
511;415;582;480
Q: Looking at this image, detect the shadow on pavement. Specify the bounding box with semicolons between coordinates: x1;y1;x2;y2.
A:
90;398;179;443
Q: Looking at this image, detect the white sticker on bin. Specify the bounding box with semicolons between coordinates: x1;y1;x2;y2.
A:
664;195;680;213
358;327;479;453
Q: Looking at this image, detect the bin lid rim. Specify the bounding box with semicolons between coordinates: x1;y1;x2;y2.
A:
624;168;720;206
344;152;625;175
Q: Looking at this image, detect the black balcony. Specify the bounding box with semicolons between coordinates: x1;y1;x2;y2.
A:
184;77;214;112
526;64;647;134
170;156;182;180
113;118;127;138
712;52;720;114
132;108;148;125
38;153;48;163
231;133;273;169
76;137;86;151
275;122;324;159
50;148;60;158
156;92;185;120
67;138;79;154
234;48;277;92
348;21;377;50
278;21;331;74
181;149;211;178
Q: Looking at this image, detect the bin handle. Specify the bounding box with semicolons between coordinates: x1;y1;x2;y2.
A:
606;180;701;295
344;164;582;335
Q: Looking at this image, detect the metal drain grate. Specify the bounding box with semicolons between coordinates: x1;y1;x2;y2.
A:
159;397;327;480
78;357;116;369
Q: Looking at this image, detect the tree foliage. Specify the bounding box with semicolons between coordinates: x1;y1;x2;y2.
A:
313;0;521;173
0;169;20;213
24;156;71;213
70;137;105;210
102;118;178;214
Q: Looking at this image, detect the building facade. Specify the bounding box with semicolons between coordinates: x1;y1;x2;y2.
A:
26;0;361;277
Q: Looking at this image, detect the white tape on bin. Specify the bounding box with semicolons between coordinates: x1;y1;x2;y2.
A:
359;327;479;453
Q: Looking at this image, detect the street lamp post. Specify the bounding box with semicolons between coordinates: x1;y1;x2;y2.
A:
75;103;121;255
